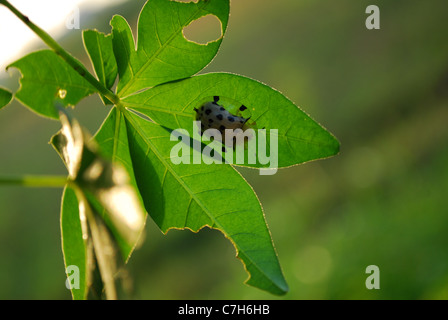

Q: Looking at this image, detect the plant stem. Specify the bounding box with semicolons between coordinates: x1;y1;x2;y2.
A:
0;175;68;188
0;0;120;105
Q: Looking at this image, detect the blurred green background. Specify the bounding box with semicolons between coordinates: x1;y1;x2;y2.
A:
1;0;448;299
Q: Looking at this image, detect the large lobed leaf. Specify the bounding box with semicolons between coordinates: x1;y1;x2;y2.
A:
81;0;339;295
98;0;289;295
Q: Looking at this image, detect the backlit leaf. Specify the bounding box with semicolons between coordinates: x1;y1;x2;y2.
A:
83;29;118;104
123;112;289;295
111;0;230;97
122;72;340;169
8;50;96;119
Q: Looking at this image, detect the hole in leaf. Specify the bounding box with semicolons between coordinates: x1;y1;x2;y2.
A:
58;89;67;99
183;14;222;45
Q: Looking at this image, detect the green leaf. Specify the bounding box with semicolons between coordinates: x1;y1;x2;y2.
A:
61;186;89;300
83;29;118;104
111;0;230;97
122;72;340;168
0;87;13;110
124;111;288;295
8;50;96;119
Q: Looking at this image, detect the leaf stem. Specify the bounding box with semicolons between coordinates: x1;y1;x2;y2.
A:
0;0;120;105
0;175;68;188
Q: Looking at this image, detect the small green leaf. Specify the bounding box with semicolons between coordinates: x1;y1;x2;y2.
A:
111;0;230;97
0;87;13;110
8;50;96;119
61;186;90;300
124;112;288;295
83;29;118;104
123;72;340;168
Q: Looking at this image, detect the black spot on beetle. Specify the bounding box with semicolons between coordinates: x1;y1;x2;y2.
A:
227;116;235;122
239;105;247;111
220;107;225;111
208;118;214;123
216;114;223;120
219;125;226;131
205;109;212;115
